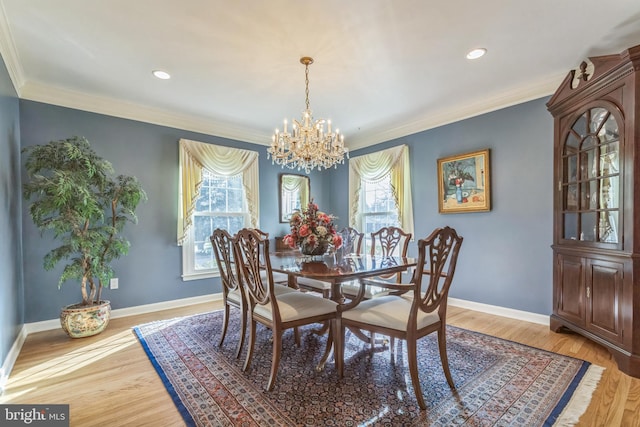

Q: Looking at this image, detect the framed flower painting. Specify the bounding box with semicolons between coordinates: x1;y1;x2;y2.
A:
437;149;491;213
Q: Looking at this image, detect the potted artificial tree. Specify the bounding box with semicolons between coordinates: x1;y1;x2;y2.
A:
22;136;146;338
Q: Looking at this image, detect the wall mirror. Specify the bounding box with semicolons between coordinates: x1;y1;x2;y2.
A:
279;173;310;223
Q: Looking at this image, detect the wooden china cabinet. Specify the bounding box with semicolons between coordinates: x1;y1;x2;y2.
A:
547;44;640;377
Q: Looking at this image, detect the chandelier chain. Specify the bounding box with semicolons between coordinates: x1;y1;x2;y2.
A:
304;62;310;111
267;56;348;173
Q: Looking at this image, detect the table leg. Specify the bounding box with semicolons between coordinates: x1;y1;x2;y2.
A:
331;280;345;305
316;326;334;371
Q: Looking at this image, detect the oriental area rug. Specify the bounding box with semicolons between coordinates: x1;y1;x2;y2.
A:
133;310;604;426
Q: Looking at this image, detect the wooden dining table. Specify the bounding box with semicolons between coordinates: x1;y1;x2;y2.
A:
269;250;417;370
269;251;417;303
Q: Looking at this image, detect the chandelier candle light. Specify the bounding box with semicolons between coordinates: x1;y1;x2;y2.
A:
267;57;348;173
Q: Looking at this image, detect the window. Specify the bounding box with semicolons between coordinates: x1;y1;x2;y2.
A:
178;139;259;281
360;175;401;255
348;144;414;254
361;176;400;233
185;170;248;277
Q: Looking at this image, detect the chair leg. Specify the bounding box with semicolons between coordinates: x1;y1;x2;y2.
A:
219;303;230;347
243;317;257;372
336;318;344;378
235;305;247;359
317;325;334;371
438;326;455;389
294;327;301;346
407;338;426;410
266;328;283;391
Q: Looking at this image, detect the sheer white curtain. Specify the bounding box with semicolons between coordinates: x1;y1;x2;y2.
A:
348;144;414;236
177;138;259;245
281;175;303;195
281;175;309;208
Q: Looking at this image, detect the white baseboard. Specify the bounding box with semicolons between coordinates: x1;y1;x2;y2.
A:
24;294;223;334
0;325;28;395
448;297;550;326
0;294;223;393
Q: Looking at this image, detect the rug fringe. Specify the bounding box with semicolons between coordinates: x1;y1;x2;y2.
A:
553;364;605;427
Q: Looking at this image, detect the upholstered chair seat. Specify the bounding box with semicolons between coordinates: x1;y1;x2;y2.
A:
340;280;392;299
296;277;332;296
341;295;440;330
253;292;337;323
262;270;289;284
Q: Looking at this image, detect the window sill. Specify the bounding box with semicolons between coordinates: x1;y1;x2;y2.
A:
182;270;220;282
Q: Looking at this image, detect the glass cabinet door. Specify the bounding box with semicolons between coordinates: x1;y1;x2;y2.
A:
561;107;620;244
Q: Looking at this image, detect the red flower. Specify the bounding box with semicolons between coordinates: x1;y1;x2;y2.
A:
283;234;296;248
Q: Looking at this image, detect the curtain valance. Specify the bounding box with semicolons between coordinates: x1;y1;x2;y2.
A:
177;138;259;245
348;144;414;236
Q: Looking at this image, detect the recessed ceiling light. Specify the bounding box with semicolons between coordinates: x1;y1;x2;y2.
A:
152;70;171;80
466;48;487;60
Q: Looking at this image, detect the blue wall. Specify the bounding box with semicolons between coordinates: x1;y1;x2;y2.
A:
19;100;333;322
328;98;554;314
0;54;22;375
17;94;553;323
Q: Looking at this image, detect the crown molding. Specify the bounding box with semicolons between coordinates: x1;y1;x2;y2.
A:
19;81;270;146
17;72;563;152
346;74;565;151
0;1;25;93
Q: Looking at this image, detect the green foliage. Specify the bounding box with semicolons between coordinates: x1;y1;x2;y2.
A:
22;136;147;306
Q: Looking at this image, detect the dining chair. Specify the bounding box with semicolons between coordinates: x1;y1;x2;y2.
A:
335;226;463;410
233;228;340;391
341;226;412;299
252;229;300;298
210;229;246;358
211;228;294;358
296;227;365;298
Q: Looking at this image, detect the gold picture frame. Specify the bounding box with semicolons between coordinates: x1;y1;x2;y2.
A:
437;149;491;213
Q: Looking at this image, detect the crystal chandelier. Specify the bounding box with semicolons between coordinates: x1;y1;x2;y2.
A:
267;57;348;173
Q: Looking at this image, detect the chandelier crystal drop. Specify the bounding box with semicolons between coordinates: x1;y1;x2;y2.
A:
267;57;348;173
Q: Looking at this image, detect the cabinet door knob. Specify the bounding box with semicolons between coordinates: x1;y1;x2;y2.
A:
586;286;591;298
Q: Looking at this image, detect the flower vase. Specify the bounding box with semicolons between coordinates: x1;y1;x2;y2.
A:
456;186;463;203
300;240;329;258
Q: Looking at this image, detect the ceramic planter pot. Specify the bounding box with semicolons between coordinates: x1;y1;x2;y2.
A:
60;300;111;338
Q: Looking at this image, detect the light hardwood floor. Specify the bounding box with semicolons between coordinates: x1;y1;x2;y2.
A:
2;302;639;426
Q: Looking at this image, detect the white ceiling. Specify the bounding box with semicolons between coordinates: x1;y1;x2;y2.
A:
1;0;640;150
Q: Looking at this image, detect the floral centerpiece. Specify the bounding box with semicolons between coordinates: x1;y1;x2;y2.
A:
283;200;342;256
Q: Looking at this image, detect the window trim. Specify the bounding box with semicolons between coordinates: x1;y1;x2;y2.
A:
182;172;250;280
348;144;414;236
178;139;259;281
